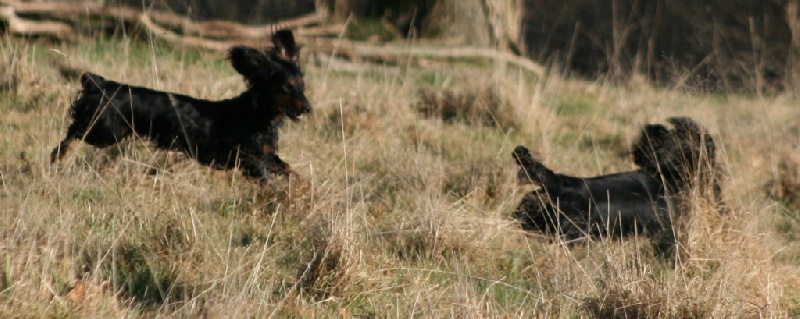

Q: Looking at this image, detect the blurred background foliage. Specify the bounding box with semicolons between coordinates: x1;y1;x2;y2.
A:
29;0;800;92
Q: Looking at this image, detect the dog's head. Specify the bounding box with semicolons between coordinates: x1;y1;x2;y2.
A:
228;29;311;121
513;146;538;185
632;117;717;189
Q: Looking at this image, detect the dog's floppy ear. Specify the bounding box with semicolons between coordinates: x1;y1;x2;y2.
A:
272;29;299;62
668;117;712;148
667;116;716;168
228;46;276;80
632;124;670;171
667;117;702;135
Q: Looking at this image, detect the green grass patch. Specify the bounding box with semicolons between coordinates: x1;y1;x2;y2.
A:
347;18;398;42
550;95;593;116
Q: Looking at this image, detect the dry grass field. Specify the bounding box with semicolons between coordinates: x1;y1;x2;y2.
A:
2;34;800;318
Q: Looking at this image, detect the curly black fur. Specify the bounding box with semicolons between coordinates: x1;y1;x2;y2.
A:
512;117;720;255
51;30;311;183
633;117;720;198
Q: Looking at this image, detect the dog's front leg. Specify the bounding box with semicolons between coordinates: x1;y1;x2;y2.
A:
239;154;274;184
265;153;299;178
239;153;298;184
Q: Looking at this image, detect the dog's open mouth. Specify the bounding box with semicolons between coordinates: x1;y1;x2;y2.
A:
287;109;309;121
287;104;312;121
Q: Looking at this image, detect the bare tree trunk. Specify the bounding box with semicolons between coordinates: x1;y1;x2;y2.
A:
786;1;800;91
481;0;525;54
315;0;330;16
333;0;352;21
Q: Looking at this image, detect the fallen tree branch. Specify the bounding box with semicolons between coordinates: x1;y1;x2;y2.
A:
2;1;329;40
138;22;544;75
305;38;545;75
314;53;402;74
0;5;73;38
139;14;263;50
1;1;544;76
152;11;326;39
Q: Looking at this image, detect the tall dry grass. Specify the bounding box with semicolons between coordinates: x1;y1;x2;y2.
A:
1;34;800;318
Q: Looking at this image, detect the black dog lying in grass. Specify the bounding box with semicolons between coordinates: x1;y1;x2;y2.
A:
51;29;311;183
512;117;719;255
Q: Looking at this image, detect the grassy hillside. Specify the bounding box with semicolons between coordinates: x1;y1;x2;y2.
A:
2;35;800;318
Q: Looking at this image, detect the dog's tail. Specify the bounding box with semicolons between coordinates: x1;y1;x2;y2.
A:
513;145;560;191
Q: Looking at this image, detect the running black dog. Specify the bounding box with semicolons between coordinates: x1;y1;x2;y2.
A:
512;117;719;254
51;30;311;183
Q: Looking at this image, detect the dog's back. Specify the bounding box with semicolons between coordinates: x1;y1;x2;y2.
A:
513;145;670;239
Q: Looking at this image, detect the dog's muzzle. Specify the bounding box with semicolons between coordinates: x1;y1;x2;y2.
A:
288;98;312;121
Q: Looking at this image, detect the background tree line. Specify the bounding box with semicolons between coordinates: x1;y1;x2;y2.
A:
108;0;800;92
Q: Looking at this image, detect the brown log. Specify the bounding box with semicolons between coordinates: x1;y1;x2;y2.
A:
0;5;73;38
154;12;326;39
294;24;345;37
139;13;338;51
4;1;325;40
139;14;266;50
314;53;402;74
303;38;545;75
0;1;543;76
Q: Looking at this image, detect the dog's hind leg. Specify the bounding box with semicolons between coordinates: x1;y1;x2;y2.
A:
50;119;87;163
50;107;130;163
50;137;77;163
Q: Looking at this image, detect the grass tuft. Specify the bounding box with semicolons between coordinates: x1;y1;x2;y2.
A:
416;85;518;130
